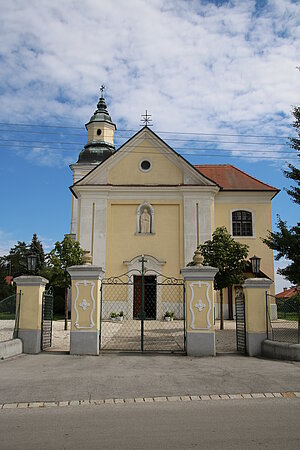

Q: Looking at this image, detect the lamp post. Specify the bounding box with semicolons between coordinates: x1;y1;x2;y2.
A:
27;254;37;274
250;255;261;277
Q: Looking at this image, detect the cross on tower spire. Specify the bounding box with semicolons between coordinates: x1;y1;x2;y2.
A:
141;110;153;127
100;84;105;98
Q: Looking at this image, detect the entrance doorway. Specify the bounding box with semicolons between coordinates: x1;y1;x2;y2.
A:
133;275;157;319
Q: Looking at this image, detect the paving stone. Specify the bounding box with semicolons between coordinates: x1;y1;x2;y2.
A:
210;395;221;400
17;403;29;408
134;398;144;403
0;404;3;409
144;397;154;403
167;396;181;402
191;395;201;401
220;394;230;400
264;393;274;398
93;400;105;405
69;400;80;406
251;393;265;399
180;396;191;402
281;392;296;398
124;398;135;403
273;393;282;398
28;402;44;408
153;397;167;402
3;403;18;409
58;401;69;407
80;400;91;405
294;392;300;398
229;394;243;400
44;402;58;407
114;398;125;404
199;395;210;401
241;394;252;399
104;399;114;404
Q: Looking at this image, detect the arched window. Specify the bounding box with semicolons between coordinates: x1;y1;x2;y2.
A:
232;210;253;236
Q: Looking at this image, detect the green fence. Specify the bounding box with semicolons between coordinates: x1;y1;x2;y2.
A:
266;294;300;344
0;292;22;340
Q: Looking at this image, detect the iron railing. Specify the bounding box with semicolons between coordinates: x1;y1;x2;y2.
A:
266;293;300;344
100;267;186;353
0;292;21;341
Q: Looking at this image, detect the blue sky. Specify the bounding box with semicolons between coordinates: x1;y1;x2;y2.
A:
0;0;299;292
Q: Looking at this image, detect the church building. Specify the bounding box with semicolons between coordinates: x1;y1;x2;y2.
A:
69;91;278;320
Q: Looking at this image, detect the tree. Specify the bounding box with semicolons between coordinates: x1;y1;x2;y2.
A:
6;241;29;277
47;235;84;330
284;106;300;204
263;106;300;285
199;227;248;330
263;219;300;285
29;233;45;273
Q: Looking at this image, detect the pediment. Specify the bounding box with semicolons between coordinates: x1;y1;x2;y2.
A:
72;127;217;190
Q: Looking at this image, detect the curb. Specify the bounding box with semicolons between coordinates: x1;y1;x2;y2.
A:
1;391;300;410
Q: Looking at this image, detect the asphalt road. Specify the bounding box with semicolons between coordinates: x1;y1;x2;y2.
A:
1;353;300;404
0;398;300;449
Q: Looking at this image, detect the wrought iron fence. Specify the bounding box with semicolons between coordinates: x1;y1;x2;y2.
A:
100;270;186;352
0;292;22;341
266;293;300;344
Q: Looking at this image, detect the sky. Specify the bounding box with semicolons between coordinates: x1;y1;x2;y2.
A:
0;0;299;292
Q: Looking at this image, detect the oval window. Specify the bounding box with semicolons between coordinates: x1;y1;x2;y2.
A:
97;129;102;136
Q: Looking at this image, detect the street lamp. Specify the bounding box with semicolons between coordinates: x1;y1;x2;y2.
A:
250;255;261;277
27;254;37;273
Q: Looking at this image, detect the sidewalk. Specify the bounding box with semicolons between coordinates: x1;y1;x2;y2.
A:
1;352;300;405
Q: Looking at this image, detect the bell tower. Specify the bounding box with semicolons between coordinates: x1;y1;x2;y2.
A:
69;86;116;235
77;85;116;164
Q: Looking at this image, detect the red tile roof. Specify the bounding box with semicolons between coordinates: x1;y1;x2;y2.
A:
276;286;300;299
194;164;279;193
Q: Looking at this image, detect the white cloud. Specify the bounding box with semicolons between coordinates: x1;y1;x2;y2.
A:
0;0;299;148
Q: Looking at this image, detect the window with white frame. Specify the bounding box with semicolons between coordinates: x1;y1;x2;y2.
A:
232;210;253;236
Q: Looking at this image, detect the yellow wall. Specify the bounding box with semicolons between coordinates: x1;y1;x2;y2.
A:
108;141;183;185
87;123;114;145
16;285;44;330
214;200;275;294
105;200;184;279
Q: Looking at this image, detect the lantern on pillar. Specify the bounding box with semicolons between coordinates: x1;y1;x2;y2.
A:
250;255;261;277
27;254;37;273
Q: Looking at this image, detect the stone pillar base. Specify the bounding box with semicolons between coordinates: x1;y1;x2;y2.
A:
70;331;99;355
18;329;41;354
186;332;216;357
246;332;267;356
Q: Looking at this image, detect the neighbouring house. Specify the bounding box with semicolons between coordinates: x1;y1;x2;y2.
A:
276;286;300;300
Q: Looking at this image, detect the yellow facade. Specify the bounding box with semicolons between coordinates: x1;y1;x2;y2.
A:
108;141;183;185
106;200;183;278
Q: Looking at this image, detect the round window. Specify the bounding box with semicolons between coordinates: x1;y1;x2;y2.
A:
97;129;102;136
140;160;151;171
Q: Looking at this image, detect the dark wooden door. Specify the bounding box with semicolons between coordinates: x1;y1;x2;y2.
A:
133;276;156;319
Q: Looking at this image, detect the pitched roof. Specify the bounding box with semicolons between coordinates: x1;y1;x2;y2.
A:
194;164;279;194
276;286;300;299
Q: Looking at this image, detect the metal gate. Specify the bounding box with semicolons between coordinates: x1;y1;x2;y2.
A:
41;286;53;350
235;293;246;354
100;258;186;353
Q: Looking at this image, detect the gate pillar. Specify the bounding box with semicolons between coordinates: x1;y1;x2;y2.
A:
67;265;104;355
243;278;273;356
181;266;218;357
13;276;49;354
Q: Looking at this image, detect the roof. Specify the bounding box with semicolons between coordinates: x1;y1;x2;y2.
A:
194;164;279;194
276;286;300;299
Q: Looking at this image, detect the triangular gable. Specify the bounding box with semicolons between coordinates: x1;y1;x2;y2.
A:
72;127;218;189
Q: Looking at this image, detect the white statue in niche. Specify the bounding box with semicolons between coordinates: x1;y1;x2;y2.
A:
140;208;151;233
